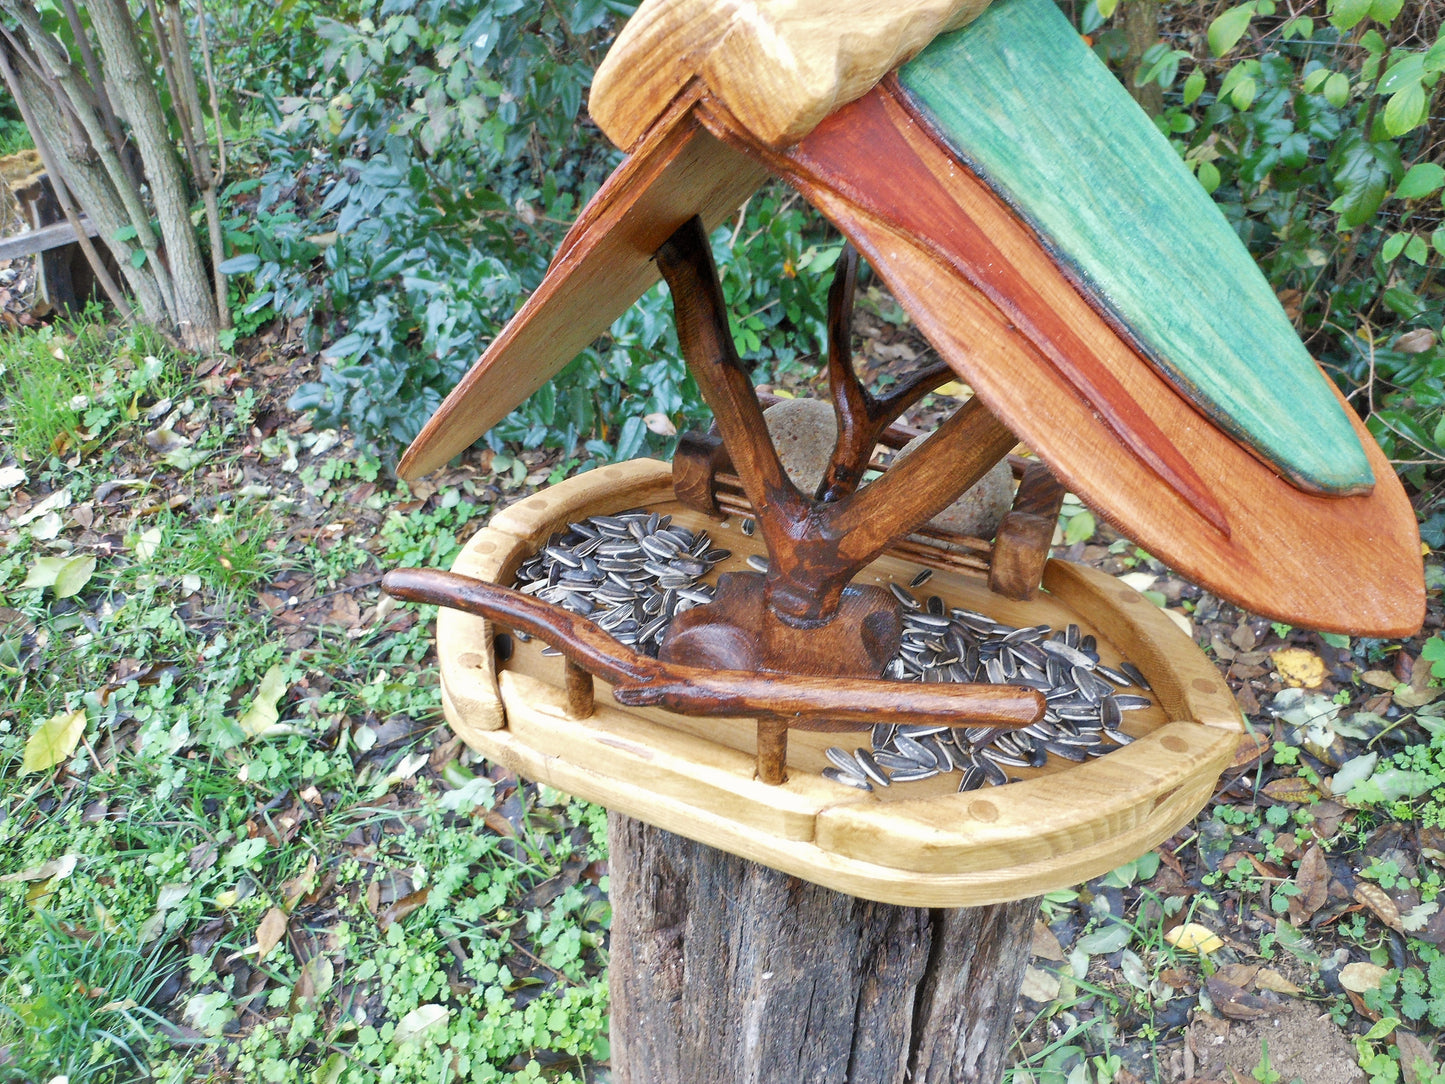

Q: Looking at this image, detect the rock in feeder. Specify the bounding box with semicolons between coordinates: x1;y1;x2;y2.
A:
764;399;837;492
766;398;1013;540
894;432;1013;539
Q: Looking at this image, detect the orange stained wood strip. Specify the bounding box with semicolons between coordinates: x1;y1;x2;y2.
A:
709;87;1229;537
693;87;1422;635
398;90;769;479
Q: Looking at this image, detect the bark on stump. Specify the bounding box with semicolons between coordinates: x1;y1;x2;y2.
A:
608;812;1039;1084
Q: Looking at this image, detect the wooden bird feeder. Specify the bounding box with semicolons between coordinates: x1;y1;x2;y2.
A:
383;0;1425;1078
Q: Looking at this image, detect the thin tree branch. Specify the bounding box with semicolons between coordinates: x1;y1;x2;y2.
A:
57;0;134;189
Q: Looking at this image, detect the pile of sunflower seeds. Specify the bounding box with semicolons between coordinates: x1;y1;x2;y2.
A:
820;578;1153;793
511;513;1154;791
511;509;729;658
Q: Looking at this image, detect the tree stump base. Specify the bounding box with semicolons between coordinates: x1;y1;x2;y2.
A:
607;812;1039;1084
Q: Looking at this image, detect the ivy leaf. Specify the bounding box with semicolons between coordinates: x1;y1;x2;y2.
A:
1382;233;1409;261
1208;5;1255;57
1330;0;1373;30
1384;81;1428;138
1404;234;1430;265
21;708;88;775
1323;71;1351;107
1368;0;1403;21
1183;68;1206;105
1330;132;1402;227
1396;162;1445;200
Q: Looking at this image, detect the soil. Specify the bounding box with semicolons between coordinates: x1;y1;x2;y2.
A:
1188;999;1365;1084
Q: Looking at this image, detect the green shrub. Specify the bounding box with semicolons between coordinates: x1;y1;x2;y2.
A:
216;0;836;463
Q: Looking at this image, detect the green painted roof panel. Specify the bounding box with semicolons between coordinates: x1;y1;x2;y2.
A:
897;0;1373;495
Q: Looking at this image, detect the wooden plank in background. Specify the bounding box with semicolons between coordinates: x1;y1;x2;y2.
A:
0;216;97;261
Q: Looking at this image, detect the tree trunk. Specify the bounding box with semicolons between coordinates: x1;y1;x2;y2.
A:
607;813;1038;1084
85;0;217;351
1123;0;1163;116
0;39;170;325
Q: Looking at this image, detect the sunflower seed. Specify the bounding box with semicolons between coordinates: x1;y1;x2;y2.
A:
1120;662;1152;690
853;749;890;787
822;767;873;791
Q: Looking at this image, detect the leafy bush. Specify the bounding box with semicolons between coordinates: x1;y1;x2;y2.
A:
214;0;838;463
1085;0;1445;492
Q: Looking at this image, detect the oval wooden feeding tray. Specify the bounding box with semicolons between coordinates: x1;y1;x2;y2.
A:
402;459;1240;907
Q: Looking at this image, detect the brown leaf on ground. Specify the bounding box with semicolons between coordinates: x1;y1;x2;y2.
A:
1307;800;1347;840
482;808;517;838
1031;920;1064;961
1355;883;1404;932
255;906;289;962
281;855;318;912
1205;976;1271;1020
1214;963;1262;989
1254;968;1303;996
1231;731;1271;769
1272;647;1326;688
1397;1031;1438;1084
378;886;430;932
1262;777;1321;803
1293;844;1331;919
1360;669;1398;690
1340;962;1388;993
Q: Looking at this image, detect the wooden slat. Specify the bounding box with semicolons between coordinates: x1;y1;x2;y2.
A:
0;216;98;260
588;0;991;151
896;0;1372;496
398;96;769;479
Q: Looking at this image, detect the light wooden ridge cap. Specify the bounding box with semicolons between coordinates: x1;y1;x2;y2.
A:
590;0;991;151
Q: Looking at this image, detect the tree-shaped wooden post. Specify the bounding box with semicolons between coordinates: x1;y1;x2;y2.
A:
383;1;1425;1080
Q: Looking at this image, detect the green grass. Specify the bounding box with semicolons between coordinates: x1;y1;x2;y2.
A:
0;311;610;1082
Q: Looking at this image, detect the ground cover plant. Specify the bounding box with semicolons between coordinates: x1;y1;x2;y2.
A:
4;0;1445;1081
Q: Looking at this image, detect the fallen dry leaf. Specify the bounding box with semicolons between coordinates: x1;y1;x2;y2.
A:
1019;965;1062;1002
1262;777;1321;804
1339;961;1388;993
1031;921;1064;961
1231;731;1271;769
1272;647;1327;688
21;707;88;775
1361;669;1399;690
1166;923;1224;954
378;886;430;932
1254;968;1303;995
0;853;78;884
1355;883;1405;932
1396;1031;1437;1084
1292;844;1330;919
1205;975;1271;1020
1214;963;1262;989
394;1003;449;1045
281;855;319;911
255;906;289;962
